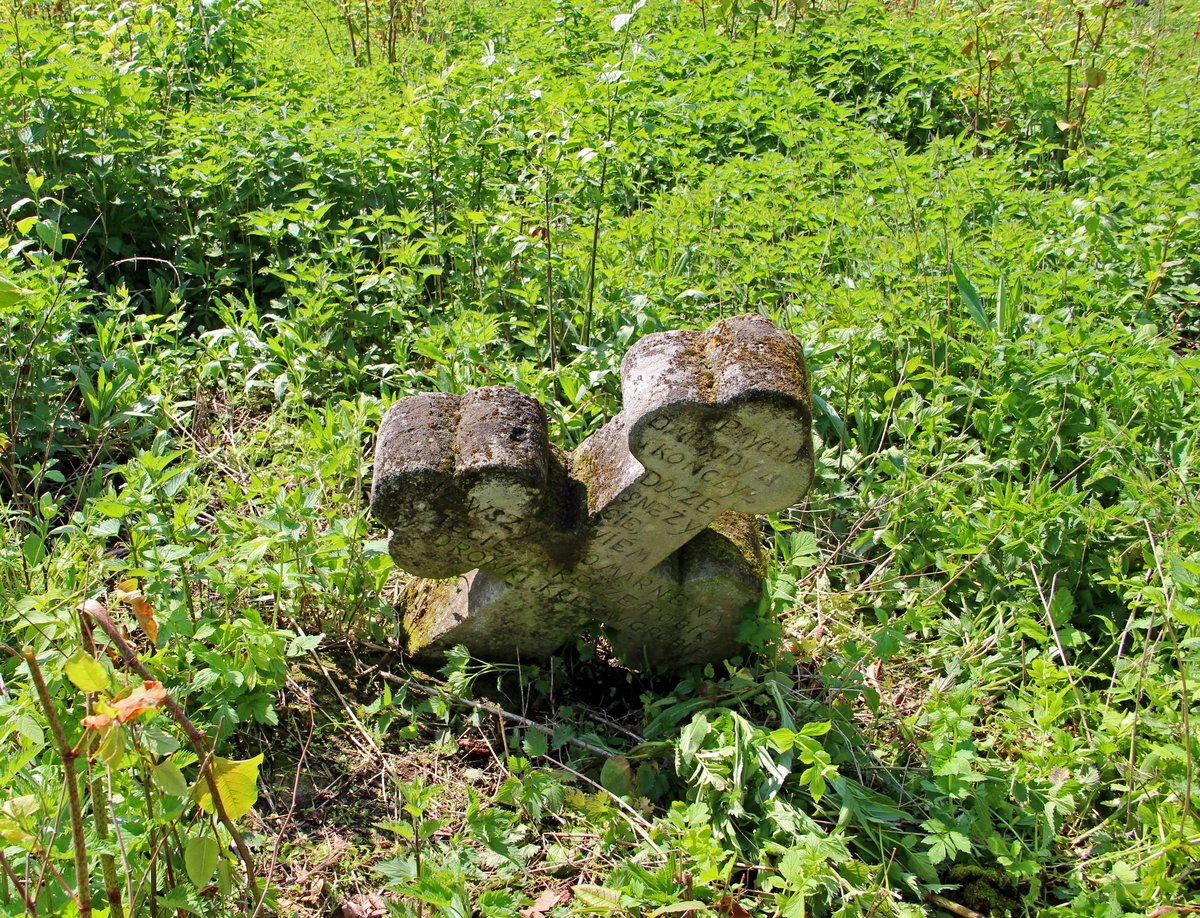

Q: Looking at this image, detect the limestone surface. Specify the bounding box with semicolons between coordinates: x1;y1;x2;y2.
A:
370;313;814;668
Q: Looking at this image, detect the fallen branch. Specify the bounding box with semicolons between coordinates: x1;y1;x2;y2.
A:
378;669;619;761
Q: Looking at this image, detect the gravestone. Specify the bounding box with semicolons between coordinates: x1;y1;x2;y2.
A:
371;314;813;668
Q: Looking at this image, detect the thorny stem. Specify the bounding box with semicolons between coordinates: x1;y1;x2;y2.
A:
22;647;91;918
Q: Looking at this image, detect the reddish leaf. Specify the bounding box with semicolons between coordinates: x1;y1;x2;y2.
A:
112;680;168;723
114;580;159;645
718;896;753;918
82;713;114;731
522;888;569;917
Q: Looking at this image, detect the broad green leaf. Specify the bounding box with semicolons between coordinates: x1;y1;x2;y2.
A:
522;728;548;758
64;651;109;693
22;534;45;567
574;884;623;910
600;756;635;798
153;760;189;797
35;219;63;254
143;723;180;756
90;499;130;520
98;724;125;767
286;633;323;656
192;754;263;821
611;0;644;32
216;858;233;897
12;715;44;747
678;714;710;760
952;261;991;332
185;834;220;888
0;274;31;309
0;814;35;848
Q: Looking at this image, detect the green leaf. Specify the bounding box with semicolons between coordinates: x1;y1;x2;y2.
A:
98;724;125;766
153;760;189;797
185;834;220;888
522;728;548;758
22;534;45;567
143;723;180;755
574;884;623;911
64;651;109;693
12;714;44;747
952;261;991;332
600;756;636;798
192;754;263;821
0;273;32;309
799;720;831;737
35;219;63;254
996;275;1022;334
678;714;710;760
286;633;323;656
611;0;645;32
648;903;710;916
216;857;233;897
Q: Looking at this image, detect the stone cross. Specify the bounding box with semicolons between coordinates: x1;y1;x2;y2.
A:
371;314;813;668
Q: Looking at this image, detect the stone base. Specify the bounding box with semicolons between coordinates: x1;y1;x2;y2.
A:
399;512;766;668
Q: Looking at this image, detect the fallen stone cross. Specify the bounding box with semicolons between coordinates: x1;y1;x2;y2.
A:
371;313;814;668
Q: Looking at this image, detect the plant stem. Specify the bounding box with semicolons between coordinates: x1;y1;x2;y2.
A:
0;851;36;916
583;153;607;347
87;762;125;918
78;615;125;918
80;603;263;909
584;26;633;347
22;648;91;918
543;168;558;368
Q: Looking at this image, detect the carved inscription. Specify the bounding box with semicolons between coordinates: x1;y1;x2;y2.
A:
371;313;815;668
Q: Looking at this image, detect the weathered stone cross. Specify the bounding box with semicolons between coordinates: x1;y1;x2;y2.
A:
371;314;813;668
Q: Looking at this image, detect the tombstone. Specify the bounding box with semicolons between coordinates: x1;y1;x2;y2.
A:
371;314;813;668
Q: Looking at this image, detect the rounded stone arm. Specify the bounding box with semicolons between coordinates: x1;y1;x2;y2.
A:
371;386;552;579
620;314;814;514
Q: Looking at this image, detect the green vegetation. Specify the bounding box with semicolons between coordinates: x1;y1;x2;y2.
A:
1;0;1198;912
